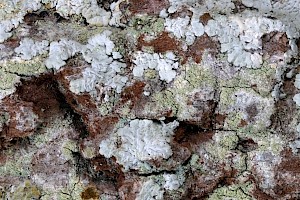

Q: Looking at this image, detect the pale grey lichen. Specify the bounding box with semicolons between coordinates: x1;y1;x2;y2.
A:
15;38;49;60
205;14;285;68
293;74;300;106
69;31;128;94
163;173;185;191
133;51;179;83
45;39;83;70
165;16;204;45
41;0;111;26
136;179;164;200
99;119;179;172
0;0;42;42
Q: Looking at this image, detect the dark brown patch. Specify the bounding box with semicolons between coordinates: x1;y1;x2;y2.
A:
183;167;236;199
169;6;193;19
215;113;227;128
81;186;99;200
2;37;20;49
115;81;148;117
237;138;258;152
16;74;63;120
232;0;247;13
187;34;220;63
245;103;258;122
251;186;275;200
187;98;217;129
238;119;248;127
128;0;169;15
262;32;289;57
199;13;212;25
278;148;300;173
90;155;125;187
137;32;182;54
24;13;40;25
119;81;146;107
174;122;214;152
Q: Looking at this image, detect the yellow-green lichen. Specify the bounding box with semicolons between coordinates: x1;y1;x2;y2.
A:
0;69;19;90
208;182;254;200
151;89;179;115
219;63;276;97
189;154;203;171
81;145;96;159
0;149;34;177
129;16;165;35
217;132;239;150
40;169;85;200
183;64;217;90
147;63;217;120
144;69;157;79
8;180;41;200
62;140;78;160
254;132;285;155
1;58;47;76
218;87;236;111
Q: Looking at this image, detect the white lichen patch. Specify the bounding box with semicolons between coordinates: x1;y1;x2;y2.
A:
69;31;128;94
45;31;128;94
42;0;111;26
248;150;282;189
133;51;179;83
293;73;300;106
136;179;164;200
0;0;42;42
14;38;49;60
205;13;286;68
99;119;179;172
45;39;83;70
165;16;204;45
163;173;185;191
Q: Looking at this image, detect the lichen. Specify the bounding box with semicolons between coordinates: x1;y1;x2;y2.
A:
6;180;41;200
208;182;254;200
99;119;179;172
1;58;47;76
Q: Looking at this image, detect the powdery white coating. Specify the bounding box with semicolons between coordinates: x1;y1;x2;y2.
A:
289;140;300;154
133;51;179;83
14;38;49;60
205;14;285;68
293;73;300;107
229;90;274;129
99;119;179;171
293;93;300;107
163;174;185;190
250;151;282;189
165;16;204;45
15;106;38;132
136;179;164;200
45;39;83;70
70;31;128;94
294;74;300;89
